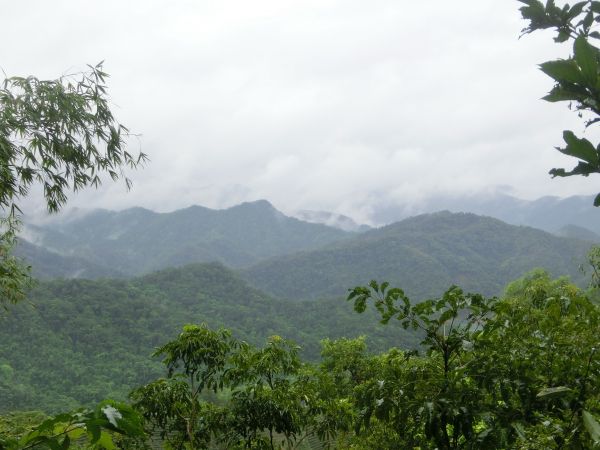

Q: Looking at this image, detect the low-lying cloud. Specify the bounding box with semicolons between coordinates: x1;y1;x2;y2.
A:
4;0;598;224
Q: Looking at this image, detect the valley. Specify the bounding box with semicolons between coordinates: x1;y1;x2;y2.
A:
3;200;597;416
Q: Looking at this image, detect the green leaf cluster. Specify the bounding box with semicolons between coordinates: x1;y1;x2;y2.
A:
0;401;144;450
343;270;600;448
520;1;600;204
0;64;146;308
131;326;308;450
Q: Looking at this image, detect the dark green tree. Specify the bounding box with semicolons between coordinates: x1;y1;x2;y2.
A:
519;0;600;204
348;282;496;449
346;273;600;449
130;324;235;449
132;325;319;450
470;271;600;448
226;335;304;449
0;63;146;307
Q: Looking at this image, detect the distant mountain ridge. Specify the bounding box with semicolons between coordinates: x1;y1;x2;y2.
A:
293;210;371;232
369;193;600;235
243;211;592;301
14;240;123;279
556;224;600;242
16;200;597;300
20;200;351;277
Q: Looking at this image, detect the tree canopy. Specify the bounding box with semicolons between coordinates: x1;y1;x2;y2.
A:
519;0;600;204
0;63;146;307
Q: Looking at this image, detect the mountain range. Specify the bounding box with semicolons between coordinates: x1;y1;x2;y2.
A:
244;211;591;300
14;199;596;301
18;200;350;277
367;193;600;236
293;209;371;232
4;198;600;413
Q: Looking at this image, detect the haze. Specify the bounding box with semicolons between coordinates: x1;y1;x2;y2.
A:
3;0;597;223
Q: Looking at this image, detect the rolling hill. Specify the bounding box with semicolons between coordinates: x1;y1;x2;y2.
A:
13;240;123;279
20;200;351;277
371;193;600;234
0;263;417;413
243;211;593;301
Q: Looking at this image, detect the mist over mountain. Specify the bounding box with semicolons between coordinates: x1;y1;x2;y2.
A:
244;211;592;301
555;224;600;242
368;193;600;234
293;210;371;233
20;200;350;277
13;240;123;280
18;199;596;299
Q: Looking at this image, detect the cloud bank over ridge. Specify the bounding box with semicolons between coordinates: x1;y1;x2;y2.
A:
4;0;599;223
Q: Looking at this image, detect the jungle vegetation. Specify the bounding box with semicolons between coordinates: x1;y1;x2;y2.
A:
4;2;600;448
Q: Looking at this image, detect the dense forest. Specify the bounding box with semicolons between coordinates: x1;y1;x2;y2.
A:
6;1;600;449
0;263;419;413
3;270;600;449
3;206;600;448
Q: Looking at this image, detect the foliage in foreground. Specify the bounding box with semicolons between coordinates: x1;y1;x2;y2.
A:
0;263;419;414
520;0;600;204
0;401;144;450
6;270;600;449
0;63;146;308
346;271;600;449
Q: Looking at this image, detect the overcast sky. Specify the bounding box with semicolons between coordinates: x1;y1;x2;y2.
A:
3;0;599;223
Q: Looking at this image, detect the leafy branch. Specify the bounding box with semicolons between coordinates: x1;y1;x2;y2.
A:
520;0;600;204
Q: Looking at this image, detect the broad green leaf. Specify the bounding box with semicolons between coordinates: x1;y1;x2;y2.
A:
594;193;600;206
559;130;599;164
574;36;599;83
512;422;527;440
66;426;85;440
94;431;117;450
569;1;587;18
583;10;595;30
536;386;571;397
540;59;584;84
583;410;600;443
543;86;585;102
551;160;595;177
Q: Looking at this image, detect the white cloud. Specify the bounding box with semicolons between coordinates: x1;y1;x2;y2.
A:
3;0;597;223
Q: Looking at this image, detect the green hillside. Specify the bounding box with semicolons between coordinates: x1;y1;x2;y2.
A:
555;224;600;242
244;211;592;301
6;210;595;414
0;263;417;413
13;240;123;279
21;200;350;277
372;193;600;234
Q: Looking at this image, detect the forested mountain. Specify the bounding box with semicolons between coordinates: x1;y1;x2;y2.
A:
371;193;600;234
5;210;600;444
244;211;592;301
20;200;350;277
13;240;123;279
555;224;600;242
0;263;417;413
293;209;371;232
